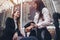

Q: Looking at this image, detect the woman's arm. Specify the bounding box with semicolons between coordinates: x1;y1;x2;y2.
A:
34;12;39;24
5;17;15;32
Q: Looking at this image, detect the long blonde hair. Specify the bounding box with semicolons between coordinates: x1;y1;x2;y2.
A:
12;4;20;29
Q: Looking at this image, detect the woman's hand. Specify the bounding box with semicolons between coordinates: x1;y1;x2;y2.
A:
12;32;18;40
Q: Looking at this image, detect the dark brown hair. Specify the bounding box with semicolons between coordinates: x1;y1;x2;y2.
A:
34;0;45;22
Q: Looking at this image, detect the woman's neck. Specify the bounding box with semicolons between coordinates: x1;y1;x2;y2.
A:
14;16;17;20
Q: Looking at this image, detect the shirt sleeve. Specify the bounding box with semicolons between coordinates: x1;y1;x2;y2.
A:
37;8;51;27
34;12;39;24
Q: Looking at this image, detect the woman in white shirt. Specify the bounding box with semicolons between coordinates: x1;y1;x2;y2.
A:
26;0;52;40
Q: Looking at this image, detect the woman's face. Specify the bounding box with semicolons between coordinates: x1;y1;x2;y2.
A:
14;11;20;19
32;2;37;9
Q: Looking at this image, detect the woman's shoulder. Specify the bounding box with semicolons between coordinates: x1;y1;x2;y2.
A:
6;17;13;20
6;17;14;22
42;7;48;11
42;7;49;14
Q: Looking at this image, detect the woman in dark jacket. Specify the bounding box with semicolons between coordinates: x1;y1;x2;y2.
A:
1;4;23;40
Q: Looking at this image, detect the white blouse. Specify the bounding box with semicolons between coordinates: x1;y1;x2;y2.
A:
34;7;51;28
14;19;17;30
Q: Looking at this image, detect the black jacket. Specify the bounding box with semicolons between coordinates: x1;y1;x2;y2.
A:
1;17;22;40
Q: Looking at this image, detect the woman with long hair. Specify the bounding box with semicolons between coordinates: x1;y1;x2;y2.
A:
25;0;52;40
1;4;23;40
